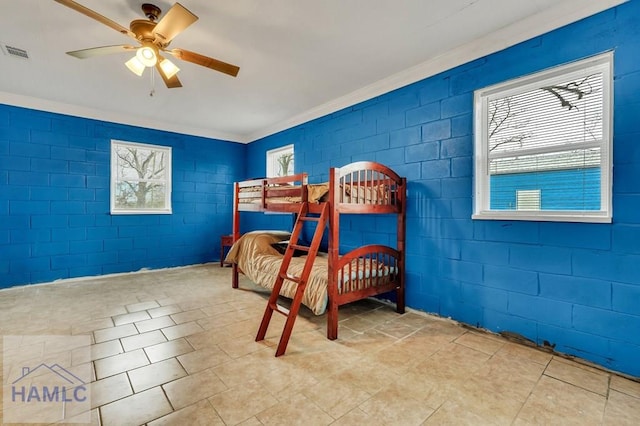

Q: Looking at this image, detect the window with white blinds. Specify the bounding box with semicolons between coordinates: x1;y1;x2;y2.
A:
473;52;612;223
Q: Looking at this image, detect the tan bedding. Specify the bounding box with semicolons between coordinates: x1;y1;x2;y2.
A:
225;230;329;314
238;183;330;205
225;231;398;315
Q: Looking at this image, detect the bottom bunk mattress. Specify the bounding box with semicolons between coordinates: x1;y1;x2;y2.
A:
225;230;329;315
225;230;398;315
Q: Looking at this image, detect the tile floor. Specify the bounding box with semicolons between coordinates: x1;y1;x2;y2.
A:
1;264;639;425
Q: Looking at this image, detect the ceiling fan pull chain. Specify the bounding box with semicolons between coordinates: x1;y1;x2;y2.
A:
149;68;156;97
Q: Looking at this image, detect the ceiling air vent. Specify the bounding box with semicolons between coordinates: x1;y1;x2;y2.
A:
1;44;29;59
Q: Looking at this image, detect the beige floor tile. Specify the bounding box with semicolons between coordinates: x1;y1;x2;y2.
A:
339;328;397;354
126;300;161;312
59;407;101;425
423;399;504;425
544;358;610;396
212;350;281;388
156;297;179;306
470;352;546;401
91;304;128;320
515;375;606;425
171;308;208;324
162;321;205;340
603;389;640;425
135;315;176;333
329;361;400;395
208;379;279;425
386;372;451;410
374;318;417;339
179;299;212;311
359;385;435;425
610;374;640;399
363;338;425;374
340;315;378;333
256;362;320;399
414;319;467;343
303;376;372;419
148;399;225;426
163;367;228;410
71;338;123;365
224;318;262;337
392;311;435;328
113;310;152;326
148;304;183;318
177;345;232;374
449;380;525;425
359;305;405;324
200;302;237;318
217;332;268;358
71;317;114;335
100;386;173;425
256;393;334;425
145;337;194;363
238;417;263;425
89;372;133;408
94;348;149;379
128;357;187;392
90;339;125;360
412;341;491;382
495;341;552;366
186;327;235;349
275;344;361;381
93;323;138;343
332;408;387;426
121;329;167;352
454;330;505;355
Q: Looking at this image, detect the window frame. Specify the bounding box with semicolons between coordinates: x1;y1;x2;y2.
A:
473;52;613;223
266;144;295;178
110;140;172;215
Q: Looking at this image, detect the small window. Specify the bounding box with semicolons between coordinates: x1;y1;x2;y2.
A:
110;140;172;214
473;52;612;223
266;144;294;178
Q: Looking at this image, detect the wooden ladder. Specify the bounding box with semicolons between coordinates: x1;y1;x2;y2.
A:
256;202;329;356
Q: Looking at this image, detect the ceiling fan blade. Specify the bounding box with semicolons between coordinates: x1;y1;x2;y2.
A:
168;48;239;77
155;63;183;88
152;3;198;45
54;0;136;39
66;45;136;59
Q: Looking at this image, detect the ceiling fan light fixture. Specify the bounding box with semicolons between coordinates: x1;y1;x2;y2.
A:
159;57;180;79
125;56;145;76
136;45;157;67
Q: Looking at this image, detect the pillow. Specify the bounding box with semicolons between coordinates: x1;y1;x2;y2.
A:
271;241;306;257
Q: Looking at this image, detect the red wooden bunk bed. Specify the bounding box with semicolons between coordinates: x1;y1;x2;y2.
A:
226;161;406;340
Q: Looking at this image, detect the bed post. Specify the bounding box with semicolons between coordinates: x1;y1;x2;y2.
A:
327;167;340;340
396;177;406;313
232;181;240;289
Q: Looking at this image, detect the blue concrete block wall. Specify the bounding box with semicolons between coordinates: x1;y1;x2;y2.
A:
244;2;640;376
490;168;601;210
0;105;245;288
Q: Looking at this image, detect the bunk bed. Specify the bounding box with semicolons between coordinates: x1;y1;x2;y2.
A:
225;161;406;340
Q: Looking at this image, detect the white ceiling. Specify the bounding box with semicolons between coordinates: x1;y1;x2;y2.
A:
0;0;625;143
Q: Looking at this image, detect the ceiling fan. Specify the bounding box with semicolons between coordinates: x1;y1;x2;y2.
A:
54;0;240;88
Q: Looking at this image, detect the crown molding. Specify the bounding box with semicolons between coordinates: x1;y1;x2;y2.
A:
0;91;246;143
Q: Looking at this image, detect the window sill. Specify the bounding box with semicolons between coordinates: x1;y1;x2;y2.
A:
472;211;611;223
111;209;173;215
